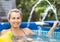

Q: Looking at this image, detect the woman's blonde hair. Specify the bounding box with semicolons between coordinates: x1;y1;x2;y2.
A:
7;9;22;19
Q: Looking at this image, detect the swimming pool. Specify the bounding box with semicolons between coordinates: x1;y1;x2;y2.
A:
0;21;60;42
32;30;60;42
12;31;60;42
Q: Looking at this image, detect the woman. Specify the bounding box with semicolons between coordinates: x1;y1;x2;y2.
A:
1;9;34;42
1;9;34;36
1;9;58;42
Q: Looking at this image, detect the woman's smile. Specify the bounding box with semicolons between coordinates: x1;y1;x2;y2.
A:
9;12;21;28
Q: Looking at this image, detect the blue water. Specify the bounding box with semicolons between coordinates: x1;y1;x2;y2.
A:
12;30;60;42
31;30;60;42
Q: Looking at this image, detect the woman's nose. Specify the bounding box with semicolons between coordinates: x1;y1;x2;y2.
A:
15;19;18;22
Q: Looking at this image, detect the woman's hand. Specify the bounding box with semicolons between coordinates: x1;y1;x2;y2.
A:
47;21;59;35
16;37;33;42
53;21;59;27
26;38;33;42
16;39;24;42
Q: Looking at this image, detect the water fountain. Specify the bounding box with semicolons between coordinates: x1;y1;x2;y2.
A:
27;0;58;31
27;0;58;26
42;0;58;21
27;0;43;28
27;0;58;42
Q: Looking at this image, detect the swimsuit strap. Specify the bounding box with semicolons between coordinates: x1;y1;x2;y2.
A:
21;28;27;36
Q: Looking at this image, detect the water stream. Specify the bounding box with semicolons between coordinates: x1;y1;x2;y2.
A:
27;0;58;42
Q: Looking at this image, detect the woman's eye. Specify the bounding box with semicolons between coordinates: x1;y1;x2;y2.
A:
11;17;20;19
17;17;20;19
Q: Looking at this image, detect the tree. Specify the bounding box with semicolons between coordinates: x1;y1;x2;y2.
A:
16;0;60;21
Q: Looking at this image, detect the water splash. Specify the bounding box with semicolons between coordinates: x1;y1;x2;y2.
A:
27;0;58;28
27;0;42;27
27;0;58;40
42;0;58;21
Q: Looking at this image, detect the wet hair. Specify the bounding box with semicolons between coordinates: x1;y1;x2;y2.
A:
7;9;22;19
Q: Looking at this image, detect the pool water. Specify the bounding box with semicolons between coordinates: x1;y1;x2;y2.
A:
12;30;60;42
32;30;60;42
12;31;60;42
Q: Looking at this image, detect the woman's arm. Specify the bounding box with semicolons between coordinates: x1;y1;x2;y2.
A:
47;21;59;35
24;28;34;35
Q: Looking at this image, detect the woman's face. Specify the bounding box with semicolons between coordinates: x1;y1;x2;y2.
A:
8;12;22;28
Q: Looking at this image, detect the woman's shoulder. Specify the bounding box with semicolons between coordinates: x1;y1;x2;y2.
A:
22;28;34;34
1;29;10;35
22;28;31;31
